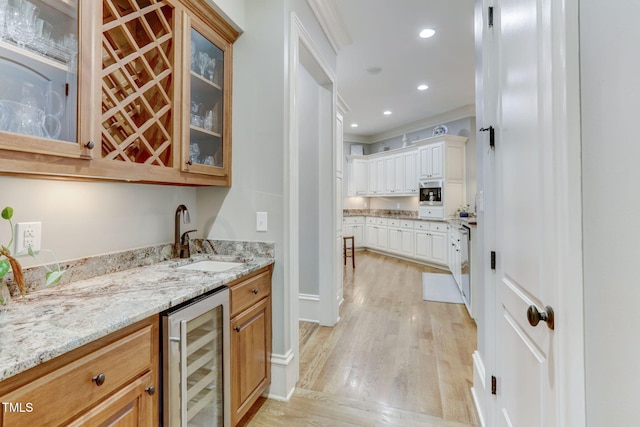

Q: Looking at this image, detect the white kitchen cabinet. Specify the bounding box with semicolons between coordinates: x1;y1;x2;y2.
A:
368;158;384;195
347;147;420;197
384;154;403;194
347;158;368;196
387;219;414;258
365;217;388;250
419;142;444;179
414;221;448;267
403;150;419;194
343;216;365;247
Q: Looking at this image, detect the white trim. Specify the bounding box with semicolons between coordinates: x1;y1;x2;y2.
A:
344;104;476;144
471;351;486;427
551;0;586;424
306;0;351;53
287;11;340;401
298;293;320;323
265;349;296;401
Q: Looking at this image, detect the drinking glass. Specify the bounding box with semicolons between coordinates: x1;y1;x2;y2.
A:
6;0;38;48
197;52;209;77
189;143;200;164
207;58;216;81
0;0;9;40
204;110;213;131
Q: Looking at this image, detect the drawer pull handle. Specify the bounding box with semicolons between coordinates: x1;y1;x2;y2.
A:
145;386;156;396
234;326;241;332
92;373;106;386
252;288;259;294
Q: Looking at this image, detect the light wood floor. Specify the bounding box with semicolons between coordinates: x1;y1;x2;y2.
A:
239;251;479;426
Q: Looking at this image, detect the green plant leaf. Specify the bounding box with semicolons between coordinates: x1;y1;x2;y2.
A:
1;207;13;220
45;269;64;286
0;259;9;278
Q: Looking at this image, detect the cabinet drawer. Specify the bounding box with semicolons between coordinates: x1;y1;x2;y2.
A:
366;217;376;224
376;218;388;225
414;221;430;230
420;206;444;219
1;325;154;427
400;220;414;229
430;222;447;232
388;219;400;227
343;216;364;225
230;270;272;316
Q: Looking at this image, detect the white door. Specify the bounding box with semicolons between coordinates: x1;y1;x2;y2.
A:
492;0;583;424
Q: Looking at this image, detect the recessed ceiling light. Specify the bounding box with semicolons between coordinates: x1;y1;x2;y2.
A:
383;110;392;115
419;28;436;39
350;123;358;128
418;84;429;91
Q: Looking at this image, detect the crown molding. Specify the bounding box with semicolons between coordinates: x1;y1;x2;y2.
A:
307;0;352;54
344;104;476;143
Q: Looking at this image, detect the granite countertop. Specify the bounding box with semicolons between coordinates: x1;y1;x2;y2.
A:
0;242;274;382
343;209;478;225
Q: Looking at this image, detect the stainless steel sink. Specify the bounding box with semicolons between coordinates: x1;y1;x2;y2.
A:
176;260;243;273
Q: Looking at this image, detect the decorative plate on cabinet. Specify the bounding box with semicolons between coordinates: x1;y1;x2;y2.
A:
432;124;448;136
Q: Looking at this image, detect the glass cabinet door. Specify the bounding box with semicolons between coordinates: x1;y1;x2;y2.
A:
0;0;82;157
183;21;228;175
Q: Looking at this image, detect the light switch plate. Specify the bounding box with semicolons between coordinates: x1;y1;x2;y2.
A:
256;212;268;232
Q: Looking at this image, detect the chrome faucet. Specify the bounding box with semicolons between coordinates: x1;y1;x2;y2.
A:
175;205;196;258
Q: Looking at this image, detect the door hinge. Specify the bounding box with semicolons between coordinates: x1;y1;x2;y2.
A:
491;375;497;395
488;6;494;28
479;126;495;149
490;251;496;270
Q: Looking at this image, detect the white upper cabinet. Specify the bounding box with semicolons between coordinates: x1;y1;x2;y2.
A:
418;142;444;179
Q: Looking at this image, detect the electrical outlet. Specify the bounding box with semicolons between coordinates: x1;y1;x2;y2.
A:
15;222;42;255
256;212;268;232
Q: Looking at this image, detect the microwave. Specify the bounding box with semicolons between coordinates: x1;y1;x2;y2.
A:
419;180;443;206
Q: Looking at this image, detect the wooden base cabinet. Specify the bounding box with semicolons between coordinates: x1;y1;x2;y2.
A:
229;266;273;426
0;317;159;427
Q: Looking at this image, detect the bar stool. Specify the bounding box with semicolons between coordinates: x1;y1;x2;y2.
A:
343;235;355;268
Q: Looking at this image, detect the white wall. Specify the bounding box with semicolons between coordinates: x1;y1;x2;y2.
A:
205;0;245;31
0;177;196;267
581;0;640;424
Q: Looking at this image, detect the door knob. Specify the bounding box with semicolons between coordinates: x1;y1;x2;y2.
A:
527;305;554;330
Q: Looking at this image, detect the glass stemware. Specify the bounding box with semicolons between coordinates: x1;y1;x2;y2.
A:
206;58;216;81
197;52;209;77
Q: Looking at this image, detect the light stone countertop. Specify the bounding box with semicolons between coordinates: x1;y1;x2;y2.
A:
0;250;274;382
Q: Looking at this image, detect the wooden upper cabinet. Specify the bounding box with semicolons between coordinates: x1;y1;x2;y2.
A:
0;0;90;159
0;0;238;186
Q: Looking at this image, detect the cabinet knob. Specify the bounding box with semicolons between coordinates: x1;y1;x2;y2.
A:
145;385;156;396
85;140;95;149
252;288;259;294
234;326;241;332
92;373;106;386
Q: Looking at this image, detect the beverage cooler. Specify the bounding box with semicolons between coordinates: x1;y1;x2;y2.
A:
162;286;231;427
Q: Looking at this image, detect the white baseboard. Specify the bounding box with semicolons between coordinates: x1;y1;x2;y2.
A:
265;349;297;401
299;293;319;323
472;350;487;427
